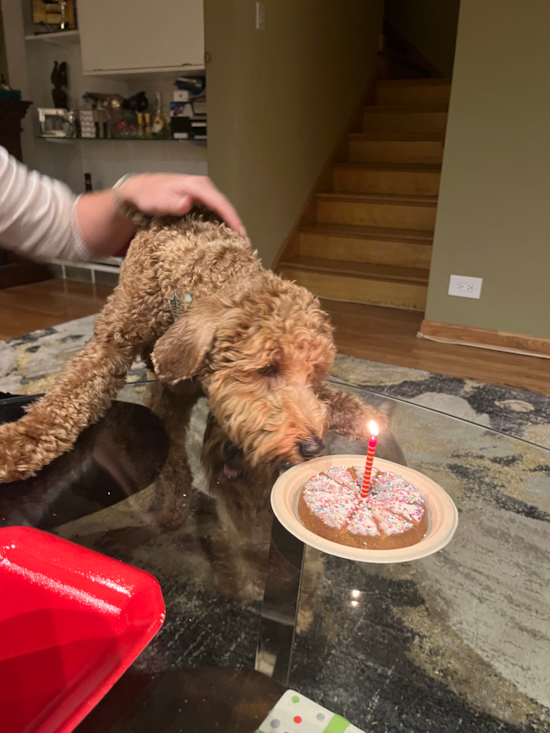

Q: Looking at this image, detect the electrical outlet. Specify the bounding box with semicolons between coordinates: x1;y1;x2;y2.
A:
448;275;483;299
256;2;266;30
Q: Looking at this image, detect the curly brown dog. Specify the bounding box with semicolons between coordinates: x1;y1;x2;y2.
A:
0;212;386;483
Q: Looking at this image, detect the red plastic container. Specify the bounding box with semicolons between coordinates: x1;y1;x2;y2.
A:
0;526;165;733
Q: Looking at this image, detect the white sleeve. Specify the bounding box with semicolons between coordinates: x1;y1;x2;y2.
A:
0;146;91;262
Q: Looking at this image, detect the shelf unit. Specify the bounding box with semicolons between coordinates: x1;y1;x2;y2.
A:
7;0;208;285
25;30;80;45
83;65;205;80
36;136;207;146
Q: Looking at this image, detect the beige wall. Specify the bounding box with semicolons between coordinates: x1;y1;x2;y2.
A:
384;0;460;78
425;0;550;339
205;0;384;266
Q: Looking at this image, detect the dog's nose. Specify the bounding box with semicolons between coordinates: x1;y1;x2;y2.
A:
223;441;243;462
298;436;325;459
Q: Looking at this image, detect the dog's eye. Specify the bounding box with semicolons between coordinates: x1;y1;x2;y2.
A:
258;364;278;377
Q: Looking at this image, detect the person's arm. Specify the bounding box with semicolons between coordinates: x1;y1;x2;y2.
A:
0;146;247;262
0;146;90;261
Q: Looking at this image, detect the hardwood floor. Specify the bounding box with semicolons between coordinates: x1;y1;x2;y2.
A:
322;299;550;396
0;279;112;340
0;281;547;396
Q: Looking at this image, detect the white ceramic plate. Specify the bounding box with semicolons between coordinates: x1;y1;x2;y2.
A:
271;455;459;564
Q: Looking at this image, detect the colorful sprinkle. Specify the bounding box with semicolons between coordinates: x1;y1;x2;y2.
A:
302;467;425;537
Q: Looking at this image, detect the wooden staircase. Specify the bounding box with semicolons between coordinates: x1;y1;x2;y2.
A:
278;78;451;311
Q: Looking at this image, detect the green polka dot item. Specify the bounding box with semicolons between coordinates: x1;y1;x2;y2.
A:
258;690;364;733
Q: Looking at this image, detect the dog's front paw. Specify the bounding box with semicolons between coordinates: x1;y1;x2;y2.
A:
318;382;390;443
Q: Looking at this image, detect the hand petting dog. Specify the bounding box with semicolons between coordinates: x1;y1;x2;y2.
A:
75;174;247;258
117;174;247;236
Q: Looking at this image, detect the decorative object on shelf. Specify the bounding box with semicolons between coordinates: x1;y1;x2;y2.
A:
136;112;145;139
127;91;149;114
145;112;152;139
93;107;109;138
51;60;68;108
174;75;205;96
81;92;120;138
38;107;76;137
152;92;169;139
0;76;22;102
66;108;76;137
59;0;68;29
170;75;206;140
79;108;95;138
32;0;77;31
60;89;199;142
170;116;191;140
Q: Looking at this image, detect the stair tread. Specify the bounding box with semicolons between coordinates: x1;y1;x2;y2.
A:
280;256;430;284
349;132;444;142
377;78;451;87
363;104;448;114
333;161;441;173
317;192;438;207
300;222;434;244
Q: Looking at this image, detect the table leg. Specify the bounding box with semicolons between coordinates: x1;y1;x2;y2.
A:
255;517;305;686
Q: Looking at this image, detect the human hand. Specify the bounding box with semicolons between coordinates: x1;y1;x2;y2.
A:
117;173;247;238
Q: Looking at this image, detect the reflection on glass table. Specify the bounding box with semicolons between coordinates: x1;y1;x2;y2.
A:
1;378;549;733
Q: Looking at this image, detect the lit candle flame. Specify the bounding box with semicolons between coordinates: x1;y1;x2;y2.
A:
369;420;379;437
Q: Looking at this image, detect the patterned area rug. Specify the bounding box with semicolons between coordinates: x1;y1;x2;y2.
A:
2;316;550;732
1;315;549;448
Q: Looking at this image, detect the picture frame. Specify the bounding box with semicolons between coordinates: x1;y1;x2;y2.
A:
38;108;76;138
31;0;76;30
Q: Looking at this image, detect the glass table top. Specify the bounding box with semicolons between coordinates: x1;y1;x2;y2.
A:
1;379;549;733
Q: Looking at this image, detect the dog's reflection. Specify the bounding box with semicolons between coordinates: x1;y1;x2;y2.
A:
50;381;406;630
199;414;279;601
198;413;325;632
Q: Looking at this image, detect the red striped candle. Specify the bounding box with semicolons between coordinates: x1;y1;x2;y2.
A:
360;421;379;498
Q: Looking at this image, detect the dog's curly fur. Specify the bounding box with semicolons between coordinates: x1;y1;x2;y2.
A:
0;213;386;483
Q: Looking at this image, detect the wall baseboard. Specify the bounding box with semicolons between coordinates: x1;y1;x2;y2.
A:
419;320;550;360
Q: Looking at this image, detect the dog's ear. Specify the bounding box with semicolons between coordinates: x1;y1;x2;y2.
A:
152;296;225;384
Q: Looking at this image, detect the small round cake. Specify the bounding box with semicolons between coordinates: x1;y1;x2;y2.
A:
298;465;428;550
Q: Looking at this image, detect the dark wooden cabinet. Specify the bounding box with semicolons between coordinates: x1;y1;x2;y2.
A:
0;99;33;161
0;99;51;287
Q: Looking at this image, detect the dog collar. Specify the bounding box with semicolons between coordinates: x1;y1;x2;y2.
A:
170;292;192;319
